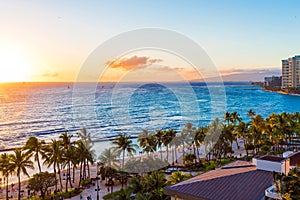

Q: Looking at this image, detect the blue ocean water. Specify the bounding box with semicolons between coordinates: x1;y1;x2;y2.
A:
0;82;300;149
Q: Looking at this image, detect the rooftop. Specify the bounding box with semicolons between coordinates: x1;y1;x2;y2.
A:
287;151;300;158
165;161;273;200
259;155;286;162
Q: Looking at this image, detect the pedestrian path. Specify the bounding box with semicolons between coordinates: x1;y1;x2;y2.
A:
66;181;121;200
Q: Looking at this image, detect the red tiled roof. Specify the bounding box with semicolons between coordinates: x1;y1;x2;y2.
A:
165;161;273;200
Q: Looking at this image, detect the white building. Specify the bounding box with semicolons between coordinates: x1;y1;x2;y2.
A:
282;55;300;89
253;155;290;175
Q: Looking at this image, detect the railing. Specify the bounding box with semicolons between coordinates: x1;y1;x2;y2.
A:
265;186;282;200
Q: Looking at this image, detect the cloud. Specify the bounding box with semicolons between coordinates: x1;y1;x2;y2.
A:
107;56;162;71
219;67;281;75
192;67;282;82
42;71;59;77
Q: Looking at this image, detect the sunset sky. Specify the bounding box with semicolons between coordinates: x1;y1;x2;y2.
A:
1;0;300;82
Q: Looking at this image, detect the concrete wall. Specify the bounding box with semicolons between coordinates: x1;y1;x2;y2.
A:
253;158;290;175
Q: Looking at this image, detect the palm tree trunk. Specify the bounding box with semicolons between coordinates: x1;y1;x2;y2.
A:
54;162;57;191
175;146;178;163
73;165;75;183
182;142;185;157
122;150;125;168
160;145;163;160
122;150;125;189
172;146;175;164
37;155;42;173
87;161;90;178
83;160;86;179
18;175;21;200
69;163;73;188
79;162;83;186
166;145;169;162
58;164;63;190
193;142;196;156
6;176;8;200
65;166;68;192
197;146;201;163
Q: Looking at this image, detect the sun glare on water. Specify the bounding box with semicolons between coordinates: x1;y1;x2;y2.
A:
0;46;32;82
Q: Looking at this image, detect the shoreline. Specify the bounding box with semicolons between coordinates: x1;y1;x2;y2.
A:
262;88;300;96
0;135;139;153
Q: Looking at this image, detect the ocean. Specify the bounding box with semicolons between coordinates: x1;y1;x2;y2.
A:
1;81;300;150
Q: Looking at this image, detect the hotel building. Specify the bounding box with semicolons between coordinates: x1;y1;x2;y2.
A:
282;55;300;89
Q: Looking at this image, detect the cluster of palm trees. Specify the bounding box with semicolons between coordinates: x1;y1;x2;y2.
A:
0;129;95;200
102;110;300;170
273;168;300;200
103;170;191;200
98;110;300;200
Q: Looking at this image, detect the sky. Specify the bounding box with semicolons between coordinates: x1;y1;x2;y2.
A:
0;0;300;82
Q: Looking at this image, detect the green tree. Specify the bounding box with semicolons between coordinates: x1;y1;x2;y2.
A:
166;171;191;185
112;133;137;188
23;136;45;173
43;139;62;190
194;126;207;162
0;153;12;200
10;149;34;200
182;154;196;165
27;172;56;199
59;131;74;192
155;130;164;160
138;130;157;157
162;129;176;162
99;148;119;169
144;170;167;199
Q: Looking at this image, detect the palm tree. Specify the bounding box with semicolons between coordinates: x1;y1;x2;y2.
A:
182;123;196;155
170;135;181;164
236;121;250;156
166;171;191;185
112;134;137;169
205;118;222;160
248;109;256;118
77;128;92;143
138;130;157;157
128;176;145;194
43;139;62;191
61;145;75;192
162;129;176;162
23;136;45;173
77;128;95;178
155;129;164;159
224;112;231;125
194;126;207;162
98;148;119;169
144;170;166;199
0;153;12;200
112;133;137;188
250;114;265;154
10;149;34;200
59;131;74;192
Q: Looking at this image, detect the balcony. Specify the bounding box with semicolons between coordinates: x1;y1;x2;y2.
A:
265;186;282;200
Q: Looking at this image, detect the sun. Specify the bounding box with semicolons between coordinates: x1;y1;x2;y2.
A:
0;46;32;82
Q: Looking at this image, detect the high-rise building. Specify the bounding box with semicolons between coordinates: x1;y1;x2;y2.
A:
264;76;281;87
281;55;300;89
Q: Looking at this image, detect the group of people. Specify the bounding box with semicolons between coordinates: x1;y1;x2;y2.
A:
80;194;93;200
